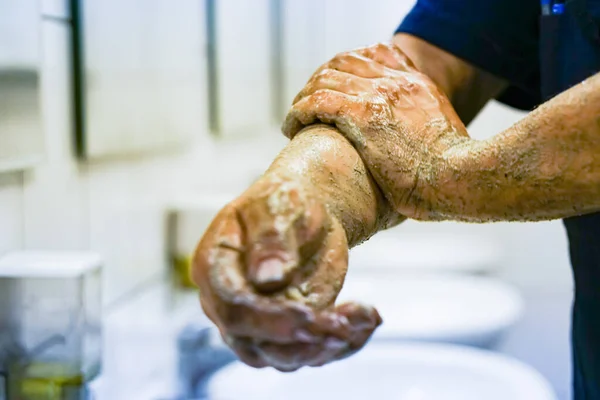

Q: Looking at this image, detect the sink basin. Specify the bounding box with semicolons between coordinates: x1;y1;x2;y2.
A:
207;343;557;400
349;232;501;274
337;274;523;347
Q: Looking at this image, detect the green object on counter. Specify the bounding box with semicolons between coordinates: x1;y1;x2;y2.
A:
173;254;197;290
7;362;86;400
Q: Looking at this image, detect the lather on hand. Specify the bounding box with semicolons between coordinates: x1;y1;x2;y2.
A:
283;42;469;220
284;41;600;222
193;38;600;372
192;126;397;372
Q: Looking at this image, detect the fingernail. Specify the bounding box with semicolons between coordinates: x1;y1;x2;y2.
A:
255;257;285;283
249;257;293;293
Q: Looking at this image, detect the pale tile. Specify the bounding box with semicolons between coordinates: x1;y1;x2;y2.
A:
0;172;24;254
23;21;89;250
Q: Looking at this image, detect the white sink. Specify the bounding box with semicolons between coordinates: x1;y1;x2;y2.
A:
207;343;557;400
337;274;523;347
350;232;501;274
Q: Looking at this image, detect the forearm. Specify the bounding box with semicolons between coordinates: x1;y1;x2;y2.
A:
428;72;600;222
261;124;400;246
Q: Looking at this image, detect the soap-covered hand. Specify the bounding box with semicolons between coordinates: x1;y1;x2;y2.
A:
191;177;381;372
283;43;469;220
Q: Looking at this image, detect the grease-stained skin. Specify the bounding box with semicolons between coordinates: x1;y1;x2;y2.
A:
193;38;600;371
192;126;400;372
284;42;600;222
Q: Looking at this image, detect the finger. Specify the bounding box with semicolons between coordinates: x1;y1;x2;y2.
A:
308;303;382;367
236;193;302;293
335;302;382;350
305;336;352;367
256;336;349;371
293;69;373;105
224;335;268;369
194;208;302;341
201;214;340;344
203;213;250;302
215;291;359;346
283;89;382;149
359;43;416;71
216;294;378;350
303;303;381;350
284;89;360;133
327;52;386;78
257;303;381;370
213;293;321;343
192;206;249;301
237;185;328;294
250;301;381;370
288;218;349;310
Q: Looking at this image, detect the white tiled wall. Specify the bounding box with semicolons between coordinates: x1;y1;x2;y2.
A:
23;20;89;251
0;172;24;255
0;15;285;306
0;1;573;308
212;0;274;138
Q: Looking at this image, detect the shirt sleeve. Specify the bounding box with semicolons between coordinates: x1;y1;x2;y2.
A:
396;0;541;110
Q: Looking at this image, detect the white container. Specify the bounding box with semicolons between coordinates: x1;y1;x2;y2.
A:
207;343;557;400
350;231;501;274
337;273;523;347
0;251;103;398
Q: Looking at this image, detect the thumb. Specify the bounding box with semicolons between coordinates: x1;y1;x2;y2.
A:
237;193;303;293
247;228;300;293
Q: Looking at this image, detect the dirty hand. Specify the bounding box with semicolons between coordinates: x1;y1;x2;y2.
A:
191;177;381;372
283;43;469;220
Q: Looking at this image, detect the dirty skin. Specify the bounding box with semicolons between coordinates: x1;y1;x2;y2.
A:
284;43;600;222
193;40;600;372
192;125;400;372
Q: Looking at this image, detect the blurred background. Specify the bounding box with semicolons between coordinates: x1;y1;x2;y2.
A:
0;1;574;399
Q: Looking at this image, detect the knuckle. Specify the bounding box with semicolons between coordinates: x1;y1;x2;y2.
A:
312;88;333;100
311;69;334;85
332;51;357;66
288;102;304;116
321;68;337;79
371;42;389;53
332;50;350;61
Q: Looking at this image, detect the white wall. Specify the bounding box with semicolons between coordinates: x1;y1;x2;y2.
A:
0;1;572;308
0;13;286;306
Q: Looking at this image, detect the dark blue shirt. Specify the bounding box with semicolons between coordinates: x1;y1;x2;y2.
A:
397;1;600;399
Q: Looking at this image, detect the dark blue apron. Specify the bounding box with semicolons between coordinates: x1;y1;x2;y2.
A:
540;1;600;397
